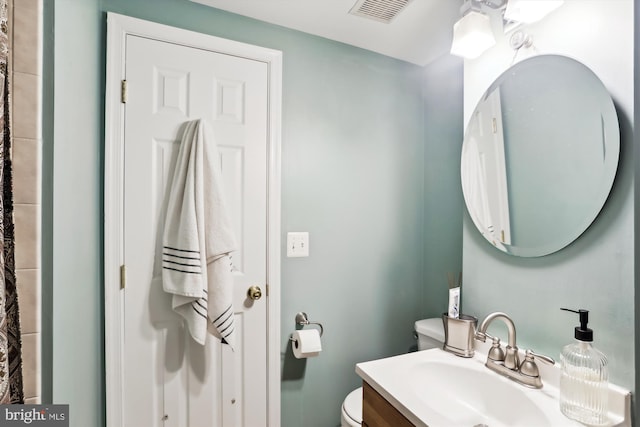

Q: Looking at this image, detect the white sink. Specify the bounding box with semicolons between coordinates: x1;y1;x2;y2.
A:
356;348;630;427
411;360;560;426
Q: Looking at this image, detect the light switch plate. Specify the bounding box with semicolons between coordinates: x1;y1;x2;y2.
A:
287;232;309;257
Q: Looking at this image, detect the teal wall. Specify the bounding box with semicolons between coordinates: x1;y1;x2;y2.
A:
462;0;635;398
50;1;104;425
46;1;464;426
421;55;465;317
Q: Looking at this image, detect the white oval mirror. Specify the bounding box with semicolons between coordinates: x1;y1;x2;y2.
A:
461;55;619;257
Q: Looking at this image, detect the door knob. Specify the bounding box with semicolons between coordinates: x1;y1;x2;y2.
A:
247;285;262;301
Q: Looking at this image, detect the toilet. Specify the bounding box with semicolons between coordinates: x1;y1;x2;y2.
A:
340;318;445;427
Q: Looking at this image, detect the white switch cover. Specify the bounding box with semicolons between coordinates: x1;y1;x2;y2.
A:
287;232;309;257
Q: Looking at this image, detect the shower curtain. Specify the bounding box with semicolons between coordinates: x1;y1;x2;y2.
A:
0;0;24;404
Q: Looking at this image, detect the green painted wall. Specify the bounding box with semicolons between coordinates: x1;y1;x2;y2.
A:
51;1;104;426
47;1;464;426
421;55;465;318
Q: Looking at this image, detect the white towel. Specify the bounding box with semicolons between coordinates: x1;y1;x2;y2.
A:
162;119;237;348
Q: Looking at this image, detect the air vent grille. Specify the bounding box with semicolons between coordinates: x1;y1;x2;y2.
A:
349;0;414;23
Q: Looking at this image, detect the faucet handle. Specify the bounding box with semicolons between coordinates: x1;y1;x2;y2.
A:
475;330;488;342
486;335;505;362
475;330;498;343
526;349;555;365
476;332;506;361
519;349;555;378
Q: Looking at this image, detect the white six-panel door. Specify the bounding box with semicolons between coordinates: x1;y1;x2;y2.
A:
105;13;281;427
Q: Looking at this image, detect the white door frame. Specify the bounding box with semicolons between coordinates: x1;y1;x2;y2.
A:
104;12;282;427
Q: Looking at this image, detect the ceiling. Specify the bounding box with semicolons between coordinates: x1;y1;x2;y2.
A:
189;0;464;66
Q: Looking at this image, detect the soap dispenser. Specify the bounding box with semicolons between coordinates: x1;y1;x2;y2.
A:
559;308;609;426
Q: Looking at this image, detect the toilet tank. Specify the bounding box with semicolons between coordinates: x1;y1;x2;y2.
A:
414;318;445;351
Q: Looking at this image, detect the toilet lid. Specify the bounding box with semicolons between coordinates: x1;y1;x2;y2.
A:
343;387;363;423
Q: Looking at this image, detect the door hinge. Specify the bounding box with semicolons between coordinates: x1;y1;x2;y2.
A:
120;265;127;289
121;80;128;104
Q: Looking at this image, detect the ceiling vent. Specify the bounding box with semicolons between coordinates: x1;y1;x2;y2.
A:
348;0;414;24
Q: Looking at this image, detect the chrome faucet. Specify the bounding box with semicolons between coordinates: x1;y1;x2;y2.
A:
475;312;555;389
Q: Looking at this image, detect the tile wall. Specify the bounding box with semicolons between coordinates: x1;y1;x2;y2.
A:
11;0;42;404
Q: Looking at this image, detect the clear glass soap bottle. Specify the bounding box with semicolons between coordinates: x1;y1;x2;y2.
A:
559;308;609;426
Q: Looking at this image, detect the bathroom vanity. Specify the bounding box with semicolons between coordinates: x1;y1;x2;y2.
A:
362;381;414;427
356;348;631;427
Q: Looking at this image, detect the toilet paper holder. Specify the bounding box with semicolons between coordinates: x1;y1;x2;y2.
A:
289;312;324;342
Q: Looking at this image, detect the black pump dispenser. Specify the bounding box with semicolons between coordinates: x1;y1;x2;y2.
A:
559;307;608;423
561;308;593;342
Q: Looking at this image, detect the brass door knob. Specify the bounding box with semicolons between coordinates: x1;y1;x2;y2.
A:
247;285;262;301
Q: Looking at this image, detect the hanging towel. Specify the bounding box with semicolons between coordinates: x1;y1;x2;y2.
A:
162;119;237;348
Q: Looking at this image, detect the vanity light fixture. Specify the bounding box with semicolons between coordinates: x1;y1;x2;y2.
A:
450;0;564;59
450;6;496;59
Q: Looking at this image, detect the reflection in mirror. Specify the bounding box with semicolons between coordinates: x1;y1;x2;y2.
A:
461;55;619;257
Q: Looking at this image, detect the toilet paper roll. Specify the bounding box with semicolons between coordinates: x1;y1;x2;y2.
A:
291;329;322;359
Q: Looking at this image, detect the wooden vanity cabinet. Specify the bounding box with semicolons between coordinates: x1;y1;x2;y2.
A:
362;381;415;427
